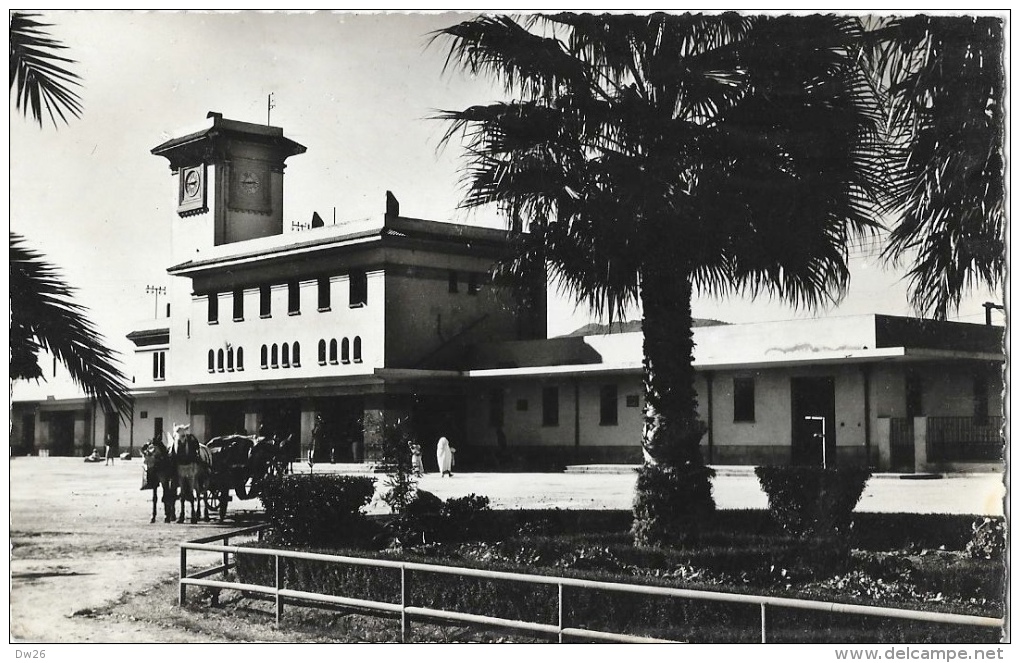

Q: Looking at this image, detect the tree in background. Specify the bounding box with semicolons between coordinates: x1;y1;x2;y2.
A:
10;12;132;418
867;16;1004;321
434;14;886;545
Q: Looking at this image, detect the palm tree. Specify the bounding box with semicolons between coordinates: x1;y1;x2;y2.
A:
9;11;83;127
10;234;132;416
10;13;131;418
434;13;885;545
866;16;1004;320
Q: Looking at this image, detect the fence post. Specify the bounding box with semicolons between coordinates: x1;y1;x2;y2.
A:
275;553;284;627
760;603;767;643
179;545;187;606
557;583;565;643
223;535;230;579
401;565;411;643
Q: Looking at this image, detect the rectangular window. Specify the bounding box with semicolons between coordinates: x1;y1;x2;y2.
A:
733;377;755;422
317;277;331;310
350;270;367;307
448;270;459;293
599;384;618;426
288;281;300;315
151;351;165;380
488;388;505;428
973;374;989;425
207;292;218;324
542;386;559;427
232;289;244;321
260;285;271;317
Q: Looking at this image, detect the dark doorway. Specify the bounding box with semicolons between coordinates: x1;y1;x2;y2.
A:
104;412;120;454
257;399;302;460
20;414;35;455
47;412;76;456
207;401;246;438
313;396;364;463
791;377;836;467
411;394;466;472
153;417;164;443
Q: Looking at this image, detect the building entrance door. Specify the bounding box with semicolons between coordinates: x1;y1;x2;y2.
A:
47;412;76;456
207;401;246;438
104;412;120;455
791;377;836;467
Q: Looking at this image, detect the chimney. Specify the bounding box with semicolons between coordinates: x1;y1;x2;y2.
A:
311;211;324;228
385;190;400;219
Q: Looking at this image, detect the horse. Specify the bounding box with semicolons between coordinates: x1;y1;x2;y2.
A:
168;424;212;524
141;437;176;523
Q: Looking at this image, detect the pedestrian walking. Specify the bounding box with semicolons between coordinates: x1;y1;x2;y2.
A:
409;440;425;476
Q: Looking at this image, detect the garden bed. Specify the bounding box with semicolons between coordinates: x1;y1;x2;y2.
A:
231;509;1004;643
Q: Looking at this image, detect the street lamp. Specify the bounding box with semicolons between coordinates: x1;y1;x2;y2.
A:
145;285;166;320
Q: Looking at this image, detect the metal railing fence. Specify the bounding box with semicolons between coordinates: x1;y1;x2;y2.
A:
180;527;1002;644
926;416;1003;463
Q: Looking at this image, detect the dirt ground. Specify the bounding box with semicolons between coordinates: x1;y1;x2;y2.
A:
8;457;1006;644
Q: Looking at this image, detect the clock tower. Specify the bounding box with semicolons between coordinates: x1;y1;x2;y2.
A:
151;111;307;253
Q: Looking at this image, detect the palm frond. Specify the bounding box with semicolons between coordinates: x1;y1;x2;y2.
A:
10;233;132;418
9;12;83;127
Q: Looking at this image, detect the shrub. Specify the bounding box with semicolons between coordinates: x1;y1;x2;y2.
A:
754;466;871;538
259;474;376;548
382;492;494;548
373;417;419;515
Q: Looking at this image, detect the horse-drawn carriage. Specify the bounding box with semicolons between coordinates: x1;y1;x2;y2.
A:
141;425;296;524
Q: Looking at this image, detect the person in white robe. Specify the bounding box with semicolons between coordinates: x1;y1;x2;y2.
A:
436;436;455;477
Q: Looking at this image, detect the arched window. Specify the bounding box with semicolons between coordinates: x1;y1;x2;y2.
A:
271;344;279;368
282;343;290;368
293;342;301;367
208;349;215;373
353;336;362;363
329;339;338;364
260;344;268;369
237;347;244;371
341;337;350;363
217;349;224;372
227;347;234;371
318;339;327;365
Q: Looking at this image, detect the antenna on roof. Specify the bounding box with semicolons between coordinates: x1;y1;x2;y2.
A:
267;93;275;125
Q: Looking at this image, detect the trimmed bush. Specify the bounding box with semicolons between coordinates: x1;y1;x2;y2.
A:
259;474;377;548
966;517;1006;560
754;466;871;538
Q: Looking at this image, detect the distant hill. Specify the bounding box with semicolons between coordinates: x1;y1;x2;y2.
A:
560;318;728;337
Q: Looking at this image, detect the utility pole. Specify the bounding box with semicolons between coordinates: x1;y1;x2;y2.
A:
145;285;166;320
267;92;275;125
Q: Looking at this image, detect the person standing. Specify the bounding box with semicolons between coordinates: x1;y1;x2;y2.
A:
409;440;425;476
436;436;455;477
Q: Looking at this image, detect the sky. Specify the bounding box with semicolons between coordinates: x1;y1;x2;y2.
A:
9;10;1004;365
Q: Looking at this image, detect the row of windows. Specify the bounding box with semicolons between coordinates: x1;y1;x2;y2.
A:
489;384;633;429
260;342;302;369
318;337;362;365
207;272;368;324
486;379;760;428
208;347;245;373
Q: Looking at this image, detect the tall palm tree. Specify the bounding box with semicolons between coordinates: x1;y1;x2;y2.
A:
434;13;885;545
10;13;131;419
867;16;1004;320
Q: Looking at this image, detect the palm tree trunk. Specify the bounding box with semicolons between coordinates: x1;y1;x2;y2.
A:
632;234;715;547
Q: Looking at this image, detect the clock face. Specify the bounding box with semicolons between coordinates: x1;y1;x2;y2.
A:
184;170;202;198
240;171;261;193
